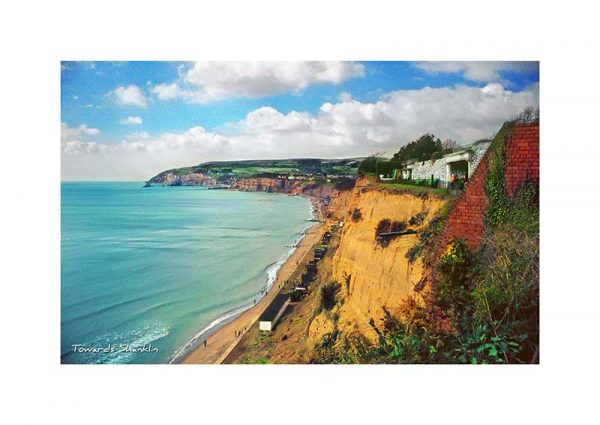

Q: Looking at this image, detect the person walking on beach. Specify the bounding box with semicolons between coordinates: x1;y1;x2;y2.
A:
204;340;207;347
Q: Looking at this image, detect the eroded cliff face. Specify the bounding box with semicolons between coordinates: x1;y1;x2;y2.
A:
306;183;448;350
229;178;450;363
233;177;301;193
233;177;339;198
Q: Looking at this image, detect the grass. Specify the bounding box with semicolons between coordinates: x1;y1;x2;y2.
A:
373;181;451;198
360;172;450;197
230;166;301;176
329;165;357;174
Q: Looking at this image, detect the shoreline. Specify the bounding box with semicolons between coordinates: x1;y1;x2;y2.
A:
179;194;324;364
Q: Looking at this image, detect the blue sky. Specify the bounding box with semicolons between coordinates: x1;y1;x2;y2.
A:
61;61;539;180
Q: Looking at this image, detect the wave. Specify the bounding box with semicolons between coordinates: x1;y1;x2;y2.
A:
170;194;317;364
262;208;317;293
62;286;180;326
169;302;253;364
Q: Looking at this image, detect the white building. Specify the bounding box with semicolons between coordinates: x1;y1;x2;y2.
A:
401;141;491;188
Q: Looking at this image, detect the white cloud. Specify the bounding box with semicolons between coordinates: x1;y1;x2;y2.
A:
151;61;365;103
61;122;101;142
339;92;353;102
109;85;148;108
119;116;143;125
415;61;539;83
62;83;538;181
125;131;150;140
151;83;189;100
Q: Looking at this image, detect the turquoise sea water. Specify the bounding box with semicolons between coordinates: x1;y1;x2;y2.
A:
61;182;313;364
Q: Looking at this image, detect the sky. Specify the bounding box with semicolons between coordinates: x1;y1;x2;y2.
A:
61;61;539;181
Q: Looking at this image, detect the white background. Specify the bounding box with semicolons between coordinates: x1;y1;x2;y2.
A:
1;0;599;423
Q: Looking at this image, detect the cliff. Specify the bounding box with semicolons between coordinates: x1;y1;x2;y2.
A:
233;177;340;199
223;121;539;364
233;177;303;193
306;181;448;348
243;178;450;363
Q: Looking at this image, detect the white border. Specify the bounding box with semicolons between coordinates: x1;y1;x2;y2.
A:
2;0;599;423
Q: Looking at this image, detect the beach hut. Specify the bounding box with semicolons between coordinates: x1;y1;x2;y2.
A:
259;294;290;332
301;273;314;285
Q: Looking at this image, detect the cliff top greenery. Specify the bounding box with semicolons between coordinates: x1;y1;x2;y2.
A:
357;133;464;179
148;157;363;182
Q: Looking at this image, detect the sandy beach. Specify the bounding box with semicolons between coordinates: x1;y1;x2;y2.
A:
181;197;325;364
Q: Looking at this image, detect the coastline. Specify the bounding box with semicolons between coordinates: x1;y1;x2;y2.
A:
179;194;324;364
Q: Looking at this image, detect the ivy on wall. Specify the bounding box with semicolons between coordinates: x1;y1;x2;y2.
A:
484;123;513;228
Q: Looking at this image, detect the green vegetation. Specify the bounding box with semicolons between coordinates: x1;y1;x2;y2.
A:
392;133;451;163
148;158;362;183
484;122;514;227
313;120;539;364
230;166;302;177
372;181;451;198
408;212;427;227
358;155;401;176
357;133;460;188
406;209;449;264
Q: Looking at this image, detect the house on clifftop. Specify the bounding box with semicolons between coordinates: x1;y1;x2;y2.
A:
400;141;491;189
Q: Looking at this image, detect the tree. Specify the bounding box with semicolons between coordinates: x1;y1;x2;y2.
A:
442;138;460;150
392;133;443;163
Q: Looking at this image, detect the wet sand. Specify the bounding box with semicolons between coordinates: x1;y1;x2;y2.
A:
182;199;325;364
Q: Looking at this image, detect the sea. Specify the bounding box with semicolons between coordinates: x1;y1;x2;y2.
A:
61;182;314;364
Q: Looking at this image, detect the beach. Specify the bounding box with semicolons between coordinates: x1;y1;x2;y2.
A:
181;197;325;364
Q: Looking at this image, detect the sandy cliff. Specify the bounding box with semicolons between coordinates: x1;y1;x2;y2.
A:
233;177;339;198
305;183;447;349
233;177;302;193
240;179;450;362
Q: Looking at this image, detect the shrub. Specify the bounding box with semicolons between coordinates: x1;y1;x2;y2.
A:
511;106;539;123
358;155;401;176
406;215;445;264
351;208;362;222
375;219;407;247
409;211;427;226
334;177;356;191
435;240;476;325
321;282;341;311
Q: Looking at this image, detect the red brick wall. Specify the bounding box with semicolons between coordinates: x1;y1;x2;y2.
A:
434;148;491;254
504;122;539;199
433;122;539;256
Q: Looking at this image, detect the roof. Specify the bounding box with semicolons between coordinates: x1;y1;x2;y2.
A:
259;294;289;322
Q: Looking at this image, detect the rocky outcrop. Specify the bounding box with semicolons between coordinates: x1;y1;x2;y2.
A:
148;172;217;186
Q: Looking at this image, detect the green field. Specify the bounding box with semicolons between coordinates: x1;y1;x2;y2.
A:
149;158;363;183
